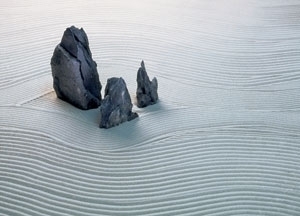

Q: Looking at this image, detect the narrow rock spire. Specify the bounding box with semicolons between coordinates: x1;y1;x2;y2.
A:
136;60;158;108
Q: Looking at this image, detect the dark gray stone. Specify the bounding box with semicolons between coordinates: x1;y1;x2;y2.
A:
136;61;158;108
99;77;138;129
51;26;102;110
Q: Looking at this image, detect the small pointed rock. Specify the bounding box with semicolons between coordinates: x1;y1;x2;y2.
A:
136;61;158;108
99;77;138;129
51;26;102;110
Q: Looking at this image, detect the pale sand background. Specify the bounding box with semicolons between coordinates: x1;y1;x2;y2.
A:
1;0;300;215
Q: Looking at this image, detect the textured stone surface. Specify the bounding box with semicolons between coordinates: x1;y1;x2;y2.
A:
136;61;158;108
51;26;102;110
99;77;138;128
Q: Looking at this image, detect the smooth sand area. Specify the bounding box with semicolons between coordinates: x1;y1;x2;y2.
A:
1;0;300;215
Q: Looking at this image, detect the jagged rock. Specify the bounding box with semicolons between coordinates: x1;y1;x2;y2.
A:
99;77;138;128
51;26;102;110
136;61;158;108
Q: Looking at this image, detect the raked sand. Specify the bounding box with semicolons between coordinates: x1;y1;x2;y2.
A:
1;0;300;215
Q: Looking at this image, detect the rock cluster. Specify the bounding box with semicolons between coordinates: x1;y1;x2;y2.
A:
99;77;138;129
136;61;158;108
51;26;102;110
51;26;159;128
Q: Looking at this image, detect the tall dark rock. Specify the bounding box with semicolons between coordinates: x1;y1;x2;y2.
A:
100;77;138;129
51;26;102;110
136;61;158;108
